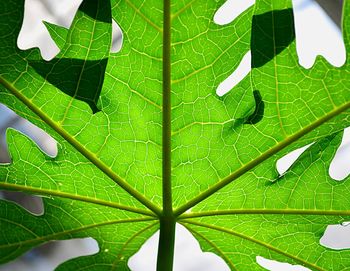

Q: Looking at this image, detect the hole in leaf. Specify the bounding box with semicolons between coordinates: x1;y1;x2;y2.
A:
111;19;123;53
276;143;313;176
329;127;350;181
256;256;311;271
128;224;230;271
0;191;44;216
0;104;57;162
216;51;251;97
292;0;346;68
18;0;82;60
320;222;350;250
214;0;255;25
0;238;98;271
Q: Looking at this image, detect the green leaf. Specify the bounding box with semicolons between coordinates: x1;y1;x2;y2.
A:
43;21;69;50
0;196;157;269
32;0;112;113
0;0;350;270
182;133;350;270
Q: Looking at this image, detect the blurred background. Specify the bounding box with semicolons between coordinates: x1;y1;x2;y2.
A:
0;0;349;270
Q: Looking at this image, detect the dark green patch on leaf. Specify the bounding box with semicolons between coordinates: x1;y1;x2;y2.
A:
251;8;295;68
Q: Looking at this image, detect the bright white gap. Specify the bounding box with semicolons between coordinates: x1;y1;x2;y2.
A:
277;128;350;180
214;0;255;25
0;238;98;271
320;223;350;250
0;191;44;216
276;143;313;176
292;0;346;68
128;223;230;271
111;20;123;53
0;104;57;159
257;256;311;271
18;0;82;60
216;51;251;96
19;0;122;59
329;127;350;181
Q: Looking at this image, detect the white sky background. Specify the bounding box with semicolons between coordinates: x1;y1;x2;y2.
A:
0;0;350;270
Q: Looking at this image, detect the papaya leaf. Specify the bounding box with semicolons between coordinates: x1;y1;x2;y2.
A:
0;0;350;270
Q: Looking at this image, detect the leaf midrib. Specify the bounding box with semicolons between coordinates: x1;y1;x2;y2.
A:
0;182;155;216
162;0;172;217
179;209;350;219
0;217;155;250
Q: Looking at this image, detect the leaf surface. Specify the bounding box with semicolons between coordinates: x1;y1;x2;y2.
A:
0;0;350;270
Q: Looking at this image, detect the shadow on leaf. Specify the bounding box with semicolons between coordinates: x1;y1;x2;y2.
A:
251;8;295;68
243;8;295;125
245;90;264;124
28;0;112;114
30;58;108;113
